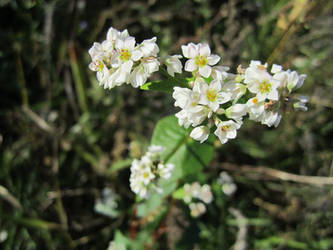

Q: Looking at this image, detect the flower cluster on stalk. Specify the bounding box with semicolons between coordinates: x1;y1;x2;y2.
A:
183;182;213;217
88;27;160;89
172;44;308;145
129;145;174;199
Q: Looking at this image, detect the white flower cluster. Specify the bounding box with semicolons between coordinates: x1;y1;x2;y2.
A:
129;145;174;199
88;27;160;89
172;44;308;145
183;182;213;217
217;171;237;196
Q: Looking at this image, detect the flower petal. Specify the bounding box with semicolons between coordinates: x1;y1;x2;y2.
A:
207;54;220;65
199;43;211;56
199;65;211;78
185;59;198;72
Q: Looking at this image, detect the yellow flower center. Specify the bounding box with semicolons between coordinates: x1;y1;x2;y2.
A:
252;98;258;104
221;125;231;132
206;89;217;102
195;55;208;67
119;49;131;61
257;65;267;71
94;60;104;71
259;80;272;94
143;172;150;179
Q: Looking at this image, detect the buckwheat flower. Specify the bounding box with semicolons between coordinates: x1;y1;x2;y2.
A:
222;80;247;103
225;104;247;121
286;71;307;93
199;184;213;204
88;42;105;60
244;60;280;101
182;43;220;78
173;87;193;109
140;167;155;185
158;163;175;179
214;120;241;144
190;182;202;198
165;55;183;76
175;110;192;128
211;66;230;81
246;97;265;121
190;126;210;143
106;27;129;42
199;80;231;112
139;37;159;57
261;111;281;127
111;36;143;69
218;171;237;196
189;202;206;217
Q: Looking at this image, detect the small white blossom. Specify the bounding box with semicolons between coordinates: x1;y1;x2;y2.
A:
261;111;281;127
214;120;241;144
165;55;183;76
218;171;237;196
182;43;220;78
246;97;265;121
199;80;231;112
190;126;210;143
189;202;206;217
225;104;247;121
244;60;280;101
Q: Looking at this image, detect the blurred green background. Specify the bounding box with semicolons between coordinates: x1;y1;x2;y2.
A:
1;0;333;249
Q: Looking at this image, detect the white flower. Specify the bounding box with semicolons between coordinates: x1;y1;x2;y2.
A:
199;80;231;112
286;71;307;93
214;120;241;144
218;171;237;196
158;163;175;179
189;202;206;217
106;27;129;42
111;36;142;69
190;126;210;143
211;66;230;81
225;104;247;121
139;37;159;57
190;182;202;198
246;97;265;121
199;184;213;204
182;43;220;78
244;60;280;101
222;183;237;196
173;87;192;109
261;111;281;127
222;81;247;103
165;55;183;76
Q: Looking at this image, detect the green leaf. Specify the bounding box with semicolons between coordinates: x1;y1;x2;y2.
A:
137;115;214;217
141;77;190;92
107;158;133;175
172;187;185;200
